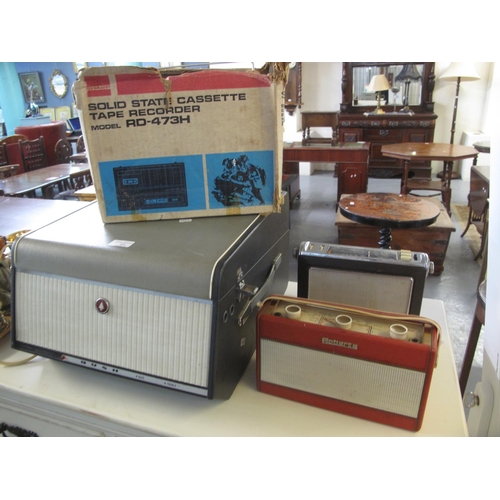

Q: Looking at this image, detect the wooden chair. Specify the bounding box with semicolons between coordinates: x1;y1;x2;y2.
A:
459;279;486;395
0;134;28;146
0;143;8;166
0;135;27;175
461;191;489;261
19;136;48;172
19;137;71;198
55;138;73;163
0;143;20;178
76;135;86;153
459;216;488;396
0;164;19;179
54;169;93;200
70;169;93;190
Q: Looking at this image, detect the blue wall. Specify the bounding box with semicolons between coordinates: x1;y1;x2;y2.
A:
14;62;78;109
0;62;159;135
0;63;26;134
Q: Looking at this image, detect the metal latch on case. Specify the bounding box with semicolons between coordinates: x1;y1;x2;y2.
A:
237;253;282;326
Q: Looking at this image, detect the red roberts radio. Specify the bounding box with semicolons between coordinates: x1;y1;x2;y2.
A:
256;295;440;432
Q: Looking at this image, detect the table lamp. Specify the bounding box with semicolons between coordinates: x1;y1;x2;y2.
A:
395;64;422;114
366;74;391;114
440;62;480;144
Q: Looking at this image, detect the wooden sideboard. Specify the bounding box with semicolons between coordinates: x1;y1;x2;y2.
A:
337;113;437;179
338;62;437;179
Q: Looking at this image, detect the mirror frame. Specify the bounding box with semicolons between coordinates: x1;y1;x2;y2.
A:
340;62;435;114
49;69;69;99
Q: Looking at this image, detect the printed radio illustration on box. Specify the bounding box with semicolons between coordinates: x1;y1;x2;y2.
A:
73;65;284;223
256;295;440;432
113;162;188;211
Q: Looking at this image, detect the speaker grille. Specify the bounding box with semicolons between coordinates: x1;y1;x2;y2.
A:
15;272;212;387
308;267;413;313
260;339;425;418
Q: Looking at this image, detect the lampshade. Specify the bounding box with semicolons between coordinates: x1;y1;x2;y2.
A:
440;62;480;82
367;74;391;92
395;64;422;82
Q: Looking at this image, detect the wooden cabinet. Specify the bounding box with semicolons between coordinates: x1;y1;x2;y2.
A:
336;161;368;202
338;62;437;179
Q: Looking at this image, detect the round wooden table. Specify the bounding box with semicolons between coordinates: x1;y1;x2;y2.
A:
338;193;440;248
381;143;478;215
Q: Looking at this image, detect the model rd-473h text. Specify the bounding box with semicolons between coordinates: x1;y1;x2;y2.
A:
87;93;248;129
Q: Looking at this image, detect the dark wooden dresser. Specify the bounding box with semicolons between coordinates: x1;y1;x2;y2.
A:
338;113;436;179
338;62;437;179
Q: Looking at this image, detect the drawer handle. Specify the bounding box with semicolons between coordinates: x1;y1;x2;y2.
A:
379;130;389;137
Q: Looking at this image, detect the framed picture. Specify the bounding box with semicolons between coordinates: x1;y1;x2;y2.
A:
18;71;46;104
40;107;55;121
56;106;71;121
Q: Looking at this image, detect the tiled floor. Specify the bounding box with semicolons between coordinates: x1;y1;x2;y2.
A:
287;170;483;412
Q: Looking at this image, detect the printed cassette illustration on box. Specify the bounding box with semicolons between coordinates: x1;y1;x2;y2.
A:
73;66;284;223
207;151;273;208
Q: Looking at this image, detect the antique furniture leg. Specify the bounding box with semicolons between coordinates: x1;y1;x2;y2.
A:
442;160;453;215
401;159;411;194
461;202;474;237
378;227;392;249
441;190;452;216
459;280;486;395
302;127;311;145
475;211;488;261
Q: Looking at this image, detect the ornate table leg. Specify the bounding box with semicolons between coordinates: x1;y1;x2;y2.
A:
442;160;453;215
302;127;311;145
331;126;337;145
378;227;392;249
401;159;411;194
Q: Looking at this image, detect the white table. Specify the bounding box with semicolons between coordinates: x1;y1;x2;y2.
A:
0;297;467;436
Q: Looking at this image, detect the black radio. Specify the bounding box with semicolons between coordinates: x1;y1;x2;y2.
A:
113;162;188;211
297;242;433;315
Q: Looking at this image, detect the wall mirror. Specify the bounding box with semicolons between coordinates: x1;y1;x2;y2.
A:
340;62;435;114
49;69;69;99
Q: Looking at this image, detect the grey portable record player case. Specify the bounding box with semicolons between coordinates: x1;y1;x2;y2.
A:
11;199;289;400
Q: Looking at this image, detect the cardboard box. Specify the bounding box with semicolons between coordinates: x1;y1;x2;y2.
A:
73;66;284;223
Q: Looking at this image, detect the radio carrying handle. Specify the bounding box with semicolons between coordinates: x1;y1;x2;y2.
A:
237;253;282;326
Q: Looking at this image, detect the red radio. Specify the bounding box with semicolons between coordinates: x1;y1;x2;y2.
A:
256;295;440;432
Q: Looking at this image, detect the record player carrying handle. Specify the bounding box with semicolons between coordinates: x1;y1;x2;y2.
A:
237;253;282;326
